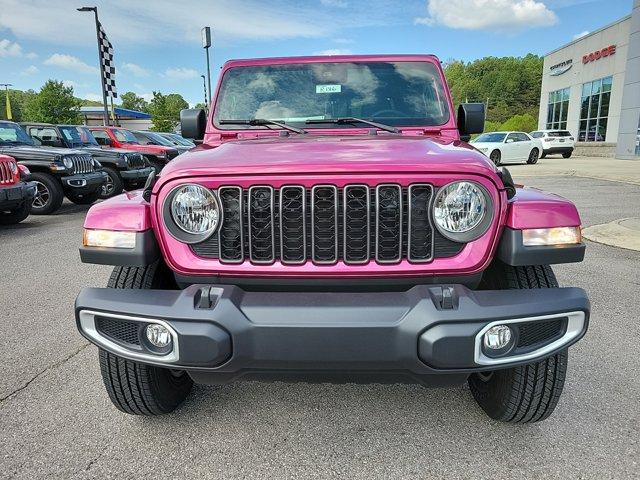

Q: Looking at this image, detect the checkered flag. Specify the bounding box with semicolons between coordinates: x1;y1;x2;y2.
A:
98;22;117;98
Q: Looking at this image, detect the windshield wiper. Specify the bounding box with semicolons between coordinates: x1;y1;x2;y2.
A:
305;117;400;133
220;119;306;135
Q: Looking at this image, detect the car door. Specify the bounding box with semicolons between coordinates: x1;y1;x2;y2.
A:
516;132;533;160
503;133;520;162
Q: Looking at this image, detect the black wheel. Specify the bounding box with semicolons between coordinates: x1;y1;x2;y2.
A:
540;152;547;159
526;148;539;164
0;201;30;225
29;172;64;215
469;262;568;423
489;150;501;166
67;189;102;205
562;152;572;159
99;166;124;199
99;262;192;415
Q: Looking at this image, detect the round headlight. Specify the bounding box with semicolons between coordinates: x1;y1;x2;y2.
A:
168;184;220;240
62;157;74;169
433;181;493;242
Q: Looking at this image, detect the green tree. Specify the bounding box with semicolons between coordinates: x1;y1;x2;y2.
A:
0;89;37;122
147;91;188;132
120;91;149;112
23;80;81;124
499;113;538;133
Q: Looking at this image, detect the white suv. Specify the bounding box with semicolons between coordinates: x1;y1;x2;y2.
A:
530;130;575;159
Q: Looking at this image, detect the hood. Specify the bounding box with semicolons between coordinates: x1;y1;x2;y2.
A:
0;144;88;161
160;134;498;181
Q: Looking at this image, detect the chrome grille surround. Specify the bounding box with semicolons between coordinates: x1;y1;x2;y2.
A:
69;154;94;174
0;160;15;184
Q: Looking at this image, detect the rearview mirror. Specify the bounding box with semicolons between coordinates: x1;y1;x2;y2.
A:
457;103;485;142
180;108;206;141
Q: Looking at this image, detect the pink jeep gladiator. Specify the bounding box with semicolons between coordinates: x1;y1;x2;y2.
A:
76;55;589;423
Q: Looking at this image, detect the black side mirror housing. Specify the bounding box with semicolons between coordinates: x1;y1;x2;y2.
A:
457;103;485;142
180;109;206;141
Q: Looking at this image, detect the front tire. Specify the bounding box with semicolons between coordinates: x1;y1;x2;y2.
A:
469;262;568;423
526;148;539;164
489;150;501;166
99;262;192;415
29;172;64;215
99;166;124;199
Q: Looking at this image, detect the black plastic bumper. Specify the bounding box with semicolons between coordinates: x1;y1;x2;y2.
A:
497;228;586;266
120;166;153;182
61;171;108;193
75;284;589;385
543;146;574;154
0;181;36;209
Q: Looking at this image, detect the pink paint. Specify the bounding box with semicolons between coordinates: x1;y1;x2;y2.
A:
506;187;581;229
84;190;152;232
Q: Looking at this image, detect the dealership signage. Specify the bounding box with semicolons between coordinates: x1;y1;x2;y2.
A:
583;45;616;64
550;59;573;76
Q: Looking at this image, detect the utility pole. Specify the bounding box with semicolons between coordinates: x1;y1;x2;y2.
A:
77;6;110;126
0;84;12;120
202;27;212;105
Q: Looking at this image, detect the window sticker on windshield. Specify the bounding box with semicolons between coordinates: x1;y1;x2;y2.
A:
316;84;341;94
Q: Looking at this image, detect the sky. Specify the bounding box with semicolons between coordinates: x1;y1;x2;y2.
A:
0;0;633;107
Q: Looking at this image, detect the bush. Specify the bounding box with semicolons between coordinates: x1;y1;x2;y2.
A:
499;113;538;133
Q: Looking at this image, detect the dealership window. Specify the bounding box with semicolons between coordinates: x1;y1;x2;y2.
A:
579;76;612;142
546;87;569;129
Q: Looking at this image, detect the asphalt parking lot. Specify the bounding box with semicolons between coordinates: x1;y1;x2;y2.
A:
1;172;639;479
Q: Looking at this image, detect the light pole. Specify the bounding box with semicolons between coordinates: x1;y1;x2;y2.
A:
77;6;109;126
201;75;208;110
201;27;212;105
0;83;12;120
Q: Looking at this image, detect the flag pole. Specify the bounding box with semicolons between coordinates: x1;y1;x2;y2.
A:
78;6;109;126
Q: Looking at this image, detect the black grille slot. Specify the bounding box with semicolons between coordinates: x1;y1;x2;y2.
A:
408;184;434;262
343;185;370;263
126;153;145;169
218;186;244;262
517;318;566;348
312;185;338;263
70;155;94;174
280;186;306;263
248;186;275;263
95;316;141;346
376;185;402;263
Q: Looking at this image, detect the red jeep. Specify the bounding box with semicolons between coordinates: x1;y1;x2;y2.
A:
89;126;179;173
76;55;589;423
0;154;36;225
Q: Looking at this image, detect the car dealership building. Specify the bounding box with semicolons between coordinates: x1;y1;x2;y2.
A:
538;0;640;159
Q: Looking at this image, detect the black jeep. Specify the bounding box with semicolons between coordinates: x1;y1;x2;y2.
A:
22;123;153;199
0;121;107;215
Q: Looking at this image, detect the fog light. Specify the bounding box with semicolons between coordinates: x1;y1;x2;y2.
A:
483;325;512;350
145;324;172;348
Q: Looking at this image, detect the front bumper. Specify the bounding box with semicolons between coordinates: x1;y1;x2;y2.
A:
61;171;108;193
75;284;589;385
0;181;36;209
120;166;153;183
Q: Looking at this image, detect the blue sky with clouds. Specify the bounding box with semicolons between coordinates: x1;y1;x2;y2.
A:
0;0;633;106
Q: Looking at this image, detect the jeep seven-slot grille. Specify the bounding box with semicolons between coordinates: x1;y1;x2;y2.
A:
69;155;94;174
125;153;145;169
192;184;465;264
0;160;15;184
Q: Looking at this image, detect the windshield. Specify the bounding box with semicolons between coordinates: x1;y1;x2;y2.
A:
59;126;99;147
474;133;507;143
214;61;450;129
548;131;572;137
143;131;175;147
114;129;139;143
166;134;194;147
0;123;34;145
530;132;544;138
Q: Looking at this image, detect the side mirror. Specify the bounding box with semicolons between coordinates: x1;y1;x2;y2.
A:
457;103;485;142
180;108;206;141
95;137;112;146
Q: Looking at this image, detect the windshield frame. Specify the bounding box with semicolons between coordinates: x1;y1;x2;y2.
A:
210;56;455;134
0;122;35;146
473;133;508;143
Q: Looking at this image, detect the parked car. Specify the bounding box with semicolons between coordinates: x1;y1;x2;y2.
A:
22;123;153;199
76;54;588;423
88;126;179;173
157;132;196;149
471;131;542;166
0;154;36;225
530;130;575;158
131;130;192;155
0;121;107;214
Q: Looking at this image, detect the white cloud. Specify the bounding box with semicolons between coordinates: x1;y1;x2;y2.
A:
26;52;38;59
20;65;39;76
415;0;558;32
122;62;151;77
0;38;23;57
320;0;348;7
314;48;352;56
573;30;589;40
62;80;89;89
139;93;154;102
164;67;199;80
83;93;104;102
44;53;99;75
